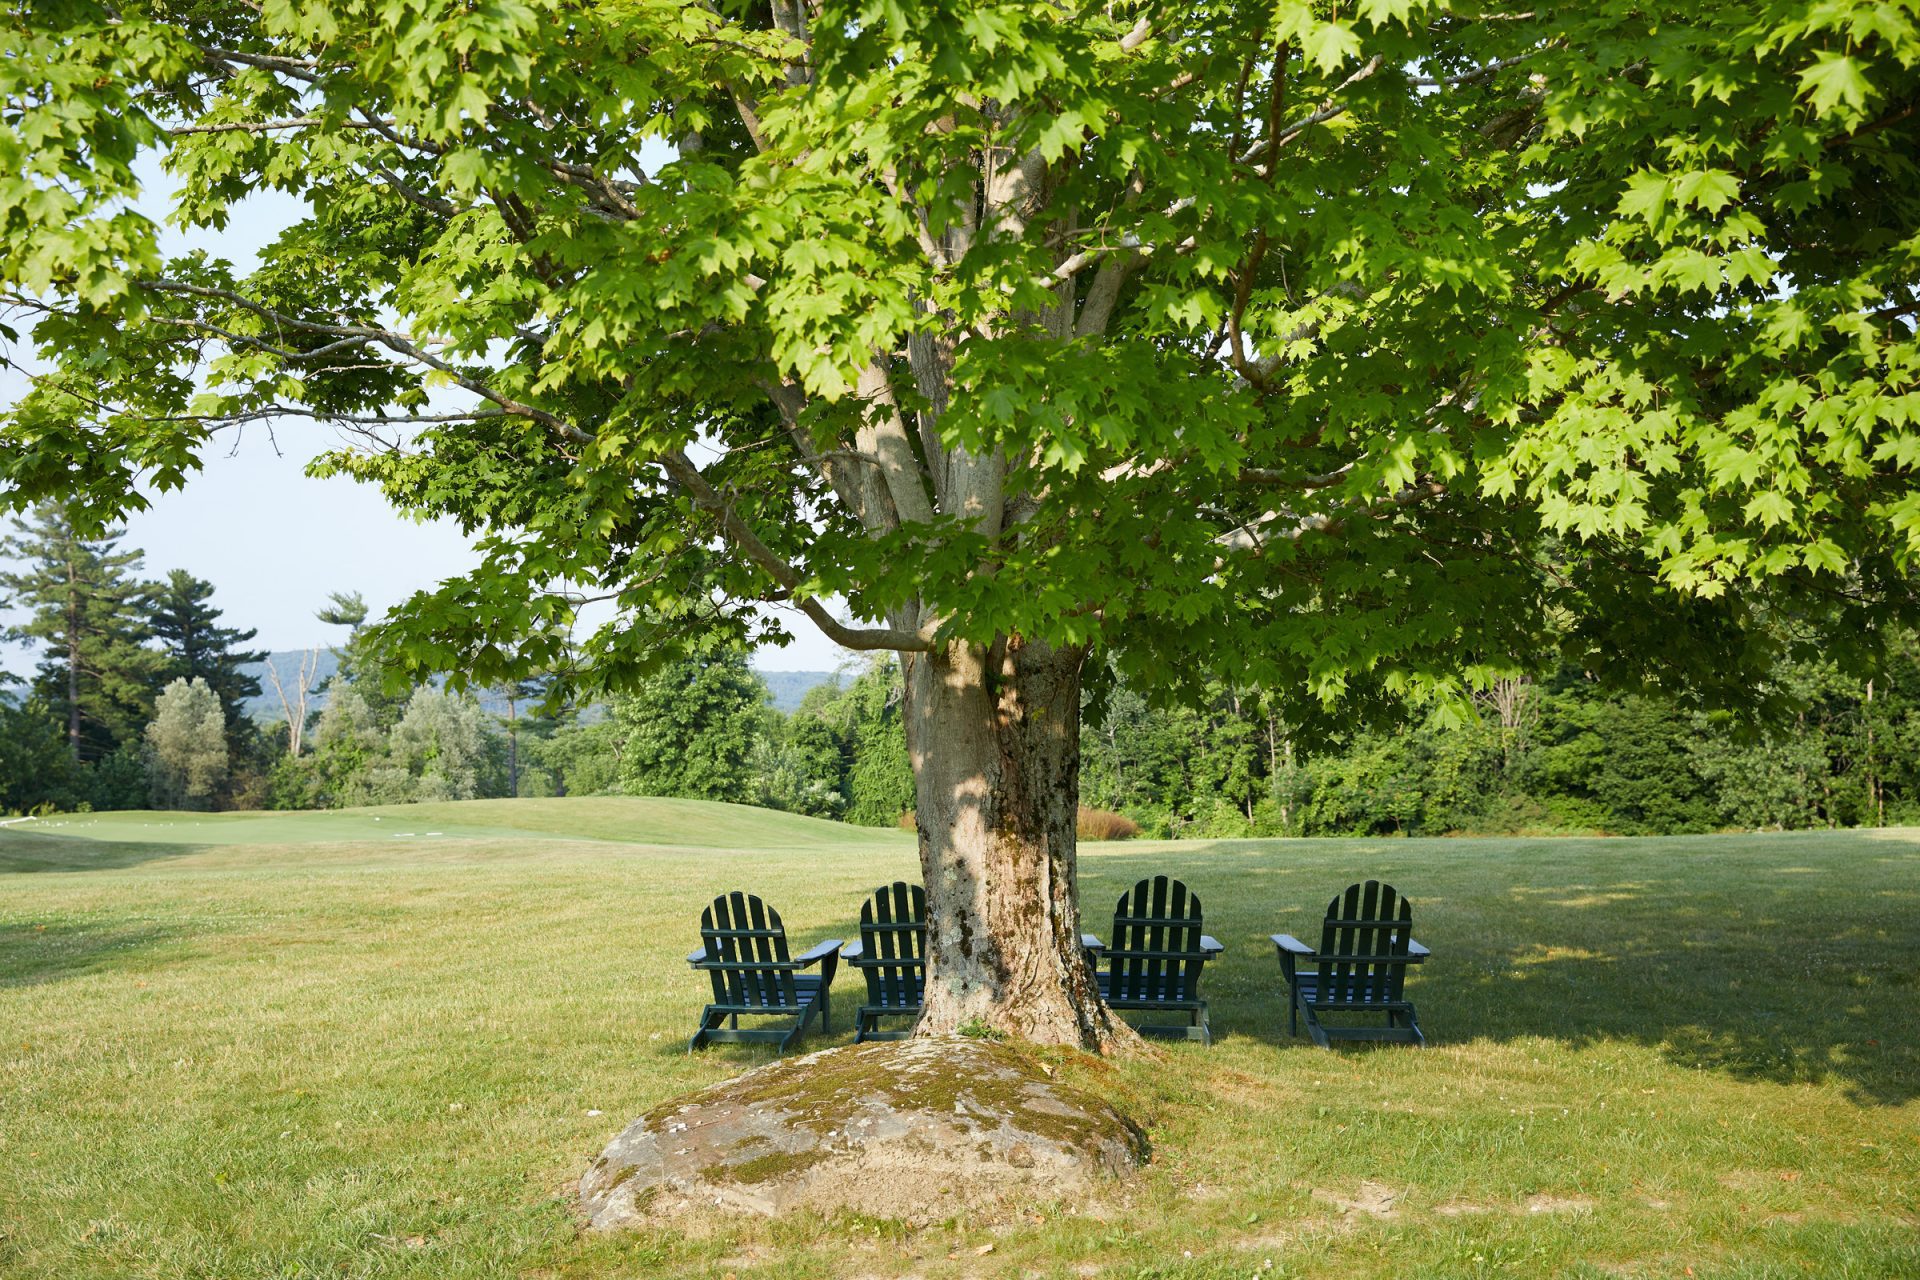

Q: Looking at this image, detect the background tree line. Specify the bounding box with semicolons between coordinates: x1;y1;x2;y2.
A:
0;501;920;819
1080;642;1920;838
351;638;1920;840
5;497;1917;835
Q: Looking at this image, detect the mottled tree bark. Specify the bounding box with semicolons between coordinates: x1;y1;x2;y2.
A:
903;635;1134;1052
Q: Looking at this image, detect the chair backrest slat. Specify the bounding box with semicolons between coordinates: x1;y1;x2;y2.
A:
700;892;798;1009
1314;880;1412;1004
858;881;927;1008
1108;876;1205;1002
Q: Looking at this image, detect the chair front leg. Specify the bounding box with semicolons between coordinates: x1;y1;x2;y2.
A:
689;1007;727;1053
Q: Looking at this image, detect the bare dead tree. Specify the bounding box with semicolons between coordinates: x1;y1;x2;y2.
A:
265;648;320;757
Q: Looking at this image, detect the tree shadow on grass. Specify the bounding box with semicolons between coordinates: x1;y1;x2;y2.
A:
0;919;182;988
1081;839;1920;1107
0;830;211;874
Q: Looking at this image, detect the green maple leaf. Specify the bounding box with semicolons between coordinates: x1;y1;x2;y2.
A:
1798;53;1872;118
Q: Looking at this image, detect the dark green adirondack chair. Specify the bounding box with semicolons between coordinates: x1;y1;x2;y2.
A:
1084;875;1224;1044
842;881;927;1042
1272;880;1429;1048
686;892;841;1052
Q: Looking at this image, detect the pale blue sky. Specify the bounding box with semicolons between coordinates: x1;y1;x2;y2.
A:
0;155;849;676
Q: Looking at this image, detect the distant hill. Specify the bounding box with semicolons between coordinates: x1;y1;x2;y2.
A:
758;669;840;713
240;651;841;722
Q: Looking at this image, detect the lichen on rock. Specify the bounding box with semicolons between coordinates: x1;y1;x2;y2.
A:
580;1037;1147;1227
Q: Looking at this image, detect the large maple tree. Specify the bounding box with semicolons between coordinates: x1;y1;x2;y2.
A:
3;1;1916;1047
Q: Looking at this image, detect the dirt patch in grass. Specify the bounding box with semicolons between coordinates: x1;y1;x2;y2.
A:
1524;1194;1596;1215
1311;1181;1401;1219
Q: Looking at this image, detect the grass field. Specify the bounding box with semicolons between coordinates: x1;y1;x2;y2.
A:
2;800;1916;1279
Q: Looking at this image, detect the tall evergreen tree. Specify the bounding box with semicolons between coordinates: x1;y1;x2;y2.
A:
0;504;164;762
149;569;267;731
495;673;559;799
314;590;368;633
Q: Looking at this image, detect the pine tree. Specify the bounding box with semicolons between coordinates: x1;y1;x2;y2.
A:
150;569;268;732
0;503;165;762
314;590;368;632
0;697;84;813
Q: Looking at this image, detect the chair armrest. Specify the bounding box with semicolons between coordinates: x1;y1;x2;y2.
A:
841;940;864;962
1200;935;1225;956
796;939;843;967
686;945;710;967
1271;934;1313;955
1408;939;1431;959
1080;933;1106;954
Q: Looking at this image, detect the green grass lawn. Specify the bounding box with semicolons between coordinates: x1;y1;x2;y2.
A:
2;800;1916;1279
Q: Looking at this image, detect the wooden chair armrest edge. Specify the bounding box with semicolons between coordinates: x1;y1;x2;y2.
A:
796;939;843;966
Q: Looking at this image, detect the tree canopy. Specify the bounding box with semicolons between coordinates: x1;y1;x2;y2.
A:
144;674;229;808
1;2;1913;705
615;649;770;803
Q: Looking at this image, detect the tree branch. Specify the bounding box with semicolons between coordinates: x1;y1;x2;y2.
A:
1238;55;1383;169
130;280;595;447
761;378;900;535
1408;46;1554;88
855;360;937;526
1214;481;1449;555
657;450;933;652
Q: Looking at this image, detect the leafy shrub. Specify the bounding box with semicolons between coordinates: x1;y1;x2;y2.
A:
1125;806;1175;839
1191;798;1252;839
84;746;150;811
1248;796;1293;837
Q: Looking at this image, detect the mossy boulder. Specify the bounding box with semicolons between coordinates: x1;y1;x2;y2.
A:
580;1037;1147;1226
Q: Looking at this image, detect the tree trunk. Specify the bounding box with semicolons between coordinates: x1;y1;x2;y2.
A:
902;635;1134;1053
506;691;520;798
65;550;81;761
